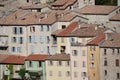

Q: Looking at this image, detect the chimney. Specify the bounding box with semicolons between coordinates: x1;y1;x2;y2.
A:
45;13;48;18
105;33;110;40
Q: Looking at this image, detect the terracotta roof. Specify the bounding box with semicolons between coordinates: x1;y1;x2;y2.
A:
77;5;118;15
26;54;49;61
0;54;25;65
46;54;70;61
68;24;107;37
0;10;75;25
0;54;9;62
110;13;120;21
100;33;120;48
22;3;48;9
88;33;105;45
50;0;77;10
56;22;78;36
58;13;77;22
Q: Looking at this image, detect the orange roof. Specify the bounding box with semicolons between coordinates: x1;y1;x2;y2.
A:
0;55;25;65
78;5;118;15
57;21;78;36
26;54;49;61
88;33;105;45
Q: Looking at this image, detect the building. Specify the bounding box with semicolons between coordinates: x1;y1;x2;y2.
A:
0;54;25;79
67;24;107;80
76;5;120;25
100;33;120;80
118;0;120;6
45;54;70;80
109;13;120;33
87;33;105;80
25;54;49;80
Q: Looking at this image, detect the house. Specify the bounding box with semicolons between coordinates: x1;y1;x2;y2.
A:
0;54;25;79
99;33;120;80
45;54;70;80
76;5;120;25
25;54;49;80
109;13;120;33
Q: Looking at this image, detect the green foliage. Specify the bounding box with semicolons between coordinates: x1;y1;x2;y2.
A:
95;0;117;5
2;72;8;80
18;67;26;79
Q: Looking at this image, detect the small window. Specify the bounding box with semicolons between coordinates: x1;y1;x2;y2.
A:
12;47;15;52
12;37;16;43
90;54;94;60
72;50;77;56
29;61;32;67
104;59;107;66
58;61;62;66
82;72;87;77
66;71;70;77
117;73;120;79
82;50;85;56
20;27;23;34
62;25;66;29
116;59;119;67
105;70;107;76
41;25;43;31
47;25;50;31
39;61;42;67
66;61;70;66
61;38;64;43
49;60;53;66
113;49;115;53
91;62;94;68
74;61;77;67
83;61;86;67
104;49;107;55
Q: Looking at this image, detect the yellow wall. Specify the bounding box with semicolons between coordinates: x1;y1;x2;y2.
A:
87;46;100;80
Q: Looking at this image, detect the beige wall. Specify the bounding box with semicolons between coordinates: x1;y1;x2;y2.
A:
45;60;70;80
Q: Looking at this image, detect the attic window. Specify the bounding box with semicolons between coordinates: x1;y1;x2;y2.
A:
21;18;26;20
62;25;66;29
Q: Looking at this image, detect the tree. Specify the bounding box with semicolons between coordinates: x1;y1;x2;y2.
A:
18;67;26;79
95;0;117;5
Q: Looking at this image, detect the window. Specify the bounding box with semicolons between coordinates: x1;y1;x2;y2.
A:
116;59;119;67
90;62;94;68
74;61;77;67
47;46;50;54
12;37;16;43
39;61;42;67
58;61;62;66
12;47;15;52
105;70;107;76
20;37;23;44
29;61;32;67
90;54;94;60
17;47;22;53
41;25;43;31
113;49;115;53
117;49;120;54
61;46;66;53
49;60;53;66
61;38;64;43
83;61;86;67
49;71;53;76
117;73;120;79
58;71;62;77
104;59;107;66
74;72;78;78
72;50;77;56
82;72;87;77
13;27;17;34
66;61;70;66
47;25;50;31
62;25;66;29
20;27;23;34
31;45;35;53
104;49;107;55
66;71;70;77
47;36;50;43
29;36;32;43
30;26;35;32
